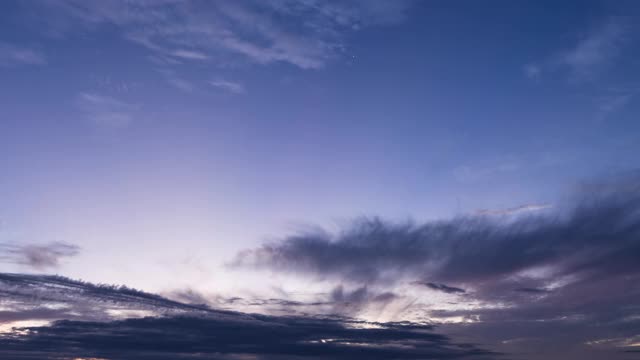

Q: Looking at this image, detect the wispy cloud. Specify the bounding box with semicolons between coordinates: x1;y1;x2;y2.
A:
76;92;138;128
475;203;552;216
452;156;520;183
0;242;79;270
157;69;196;92
0;43;46;67
412;282;466;294
526;18;629;82
209;79;246;94
595;89;634;121
35;0;413;69
523;63;541;80
560;19;628;80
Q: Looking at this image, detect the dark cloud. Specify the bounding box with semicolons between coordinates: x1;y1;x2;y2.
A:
514;287;550;294
0;242;79;269
232;173;640;287
414;282;466;294
0;315;496;360
0;273;223;326
0;273;495;360
230;173;640;358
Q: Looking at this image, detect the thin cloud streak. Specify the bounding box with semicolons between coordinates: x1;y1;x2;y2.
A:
210;79;246;94
0;43;46;67
526;17;630;82
76;92;138;128
36;0;414;70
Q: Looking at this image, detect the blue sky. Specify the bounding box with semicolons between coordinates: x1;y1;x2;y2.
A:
1;1;640;359
0;0;638;287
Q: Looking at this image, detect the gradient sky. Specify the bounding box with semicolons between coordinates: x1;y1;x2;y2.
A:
2;1;640;359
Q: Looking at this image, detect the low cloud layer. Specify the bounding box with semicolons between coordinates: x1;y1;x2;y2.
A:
0;273;494;360
0;315;495;360
232;173;640;357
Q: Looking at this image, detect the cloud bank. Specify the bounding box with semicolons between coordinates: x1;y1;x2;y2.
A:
0;273;494;360
232;173;640;357
233;174;640;287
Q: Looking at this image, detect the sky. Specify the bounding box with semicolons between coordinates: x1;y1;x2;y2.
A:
1;1;640;359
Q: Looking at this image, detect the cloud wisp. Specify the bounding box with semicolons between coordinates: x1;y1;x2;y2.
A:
0;242;79;270
0;42;46;67
37;0;413;70
209;79;246;95
76;92;138;128
526;17;630;82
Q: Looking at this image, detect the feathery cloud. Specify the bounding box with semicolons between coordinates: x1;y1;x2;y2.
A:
0;43;46;67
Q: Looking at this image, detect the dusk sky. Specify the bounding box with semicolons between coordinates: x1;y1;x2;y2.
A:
1;1;640;359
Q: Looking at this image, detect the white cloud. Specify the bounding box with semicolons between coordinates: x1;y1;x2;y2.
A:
157;69;196;92
0;43;46;67
36;0;413;69
523;63;541;80
453;157;520;183
526;18;628;82
77;92;138;128
171;49;209;61
595;89;634;121
210;79;246;95
560;19;627;80
475;204;553;216
167;77;196;92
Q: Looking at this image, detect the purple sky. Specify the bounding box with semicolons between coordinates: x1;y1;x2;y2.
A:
1;1;640;359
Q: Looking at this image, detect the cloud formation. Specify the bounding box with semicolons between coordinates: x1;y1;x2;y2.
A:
37;0;413;70
414;282;466;294
231;172;640;357
560;19;628;80
526;17;630;82
233;173;640;286
77;92;138;128
210;79;246;94
0;242;79;270
0;273;494;360
0;315;496;360
0;43;46;67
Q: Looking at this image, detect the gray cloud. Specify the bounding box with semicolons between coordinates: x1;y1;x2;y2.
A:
0;273;495;360
413;282;466;294
232;173;640;286
0;242;79;270
231;172;640;358
0;315;495;360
